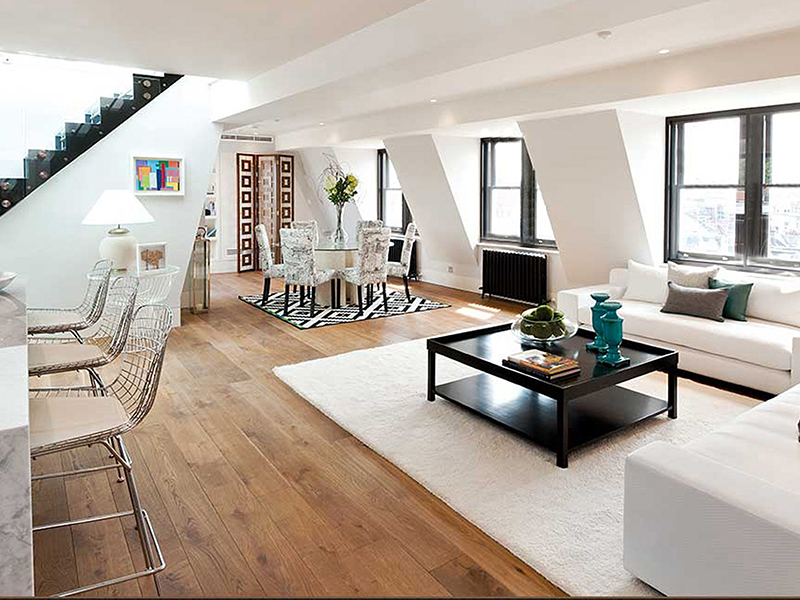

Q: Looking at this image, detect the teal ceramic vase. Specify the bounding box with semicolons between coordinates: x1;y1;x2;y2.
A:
597;302;630;368
586;292;610;353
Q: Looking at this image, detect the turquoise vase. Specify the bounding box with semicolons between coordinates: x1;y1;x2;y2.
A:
586;292;610;353
597;302;630;368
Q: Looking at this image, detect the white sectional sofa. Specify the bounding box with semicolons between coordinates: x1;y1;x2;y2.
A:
557;266;800;394
623;383;800;596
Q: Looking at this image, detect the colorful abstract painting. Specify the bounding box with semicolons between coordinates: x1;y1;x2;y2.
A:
135;158;182;194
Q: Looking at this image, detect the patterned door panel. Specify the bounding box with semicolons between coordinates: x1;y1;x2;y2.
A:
237;153;256;272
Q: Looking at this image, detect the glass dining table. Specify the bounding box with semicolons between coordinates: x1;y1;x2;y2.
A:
314;241;359;307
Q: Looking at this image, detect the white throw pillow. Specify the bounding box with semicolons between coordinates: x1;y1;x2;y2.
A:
667;261;718;288
623;260;668;304
718;268;800;328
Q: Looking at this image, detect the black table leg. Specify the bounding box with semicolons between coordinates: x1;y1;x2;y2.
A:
427;351;436;402
557;399;568;468
668;367;678;419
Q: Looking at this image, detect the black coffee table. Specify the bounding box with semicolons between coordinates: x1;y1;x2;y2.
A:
427;323;679;468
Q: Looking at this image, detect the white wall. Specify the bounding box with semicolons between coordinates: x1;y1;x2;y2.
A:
617;110;666;264
293;147;377;240
433;136;480;248
384;134;480;290
519;110;653;287
0;77;222;324
211;139;276;273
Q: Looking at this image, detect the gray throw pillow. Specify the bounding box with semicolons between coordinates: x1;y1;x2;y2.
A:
661;281;729;322
667;262;719;288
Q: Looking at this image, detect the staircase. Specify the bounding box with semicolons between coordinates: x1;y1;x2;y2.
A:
0;73;182;218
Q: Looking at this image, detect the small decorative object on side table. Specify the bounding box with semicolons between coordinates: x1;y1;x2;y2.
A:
586;292;610;353
597;301;630;367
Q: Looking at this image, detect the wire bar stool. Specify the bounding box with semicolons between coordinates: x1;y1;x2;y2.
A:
28;277;139;389
28;260;112;341
29;304;174;597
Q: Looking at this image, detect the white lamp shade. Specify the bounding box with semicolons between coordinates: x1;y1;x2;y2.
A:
82;190;155;226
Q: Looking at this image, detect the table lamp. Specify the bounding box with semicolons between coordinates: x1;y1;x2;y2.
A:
82;190;155;271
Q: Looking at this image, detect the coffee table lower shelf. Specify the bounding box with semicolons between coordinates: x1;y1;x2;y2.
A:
434;374;668;461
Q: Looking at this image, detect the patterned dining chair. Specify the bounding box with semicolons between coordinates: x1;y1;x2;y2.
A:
28;276;139;389
355;220;384;301
255;224;285;305
291;220;320;245
387;222;418;302
280;228;336;318
28;259;112;340
29;304;173;597
356;219;383;242
339;227;392;316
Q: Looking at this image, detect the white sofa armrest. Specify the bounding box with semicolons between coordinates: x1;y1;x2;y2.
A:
556;284;611;325
624;441;800;597
792;337;800;386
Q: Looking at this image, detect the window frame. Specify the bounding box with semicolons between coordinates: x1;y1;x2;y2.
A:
665;101;800;273
377;149;412;234
479;137;555;248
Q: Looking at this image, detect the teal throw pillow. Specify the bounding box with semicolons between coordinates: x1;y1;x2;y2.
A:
708;277;754;321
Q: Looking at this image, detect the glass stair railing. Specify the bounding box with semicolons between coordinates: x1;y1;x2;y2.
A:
0;73;182;215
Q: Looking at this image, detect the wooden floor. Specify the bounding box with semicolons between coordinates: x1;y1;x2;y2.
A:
32;273;565;598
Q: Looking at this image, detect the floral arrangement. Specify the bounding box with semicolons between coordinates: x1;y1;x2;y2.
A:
322;161;359;206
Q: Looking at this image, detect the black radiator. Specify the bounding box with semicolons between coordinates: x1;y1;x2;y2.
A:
481;249;547;304
389;237;418;279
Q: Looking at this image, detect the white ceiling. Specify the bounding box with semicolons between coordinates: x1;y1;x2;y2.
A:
6;0;800;145
220;0;800;139
0;0;425;79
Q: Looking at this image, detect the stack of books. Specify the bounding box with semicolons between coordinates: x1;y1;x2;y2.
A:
503;348;581;381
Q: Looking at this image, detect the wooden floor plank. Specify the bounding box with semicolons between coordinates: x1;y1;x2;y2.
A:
431;554;515;597
32;453;79;596
32;272;566;597
132;423;266;597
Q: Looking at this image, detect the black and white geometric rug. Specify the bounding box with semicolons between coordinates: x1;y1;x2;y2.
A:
239;289;449;329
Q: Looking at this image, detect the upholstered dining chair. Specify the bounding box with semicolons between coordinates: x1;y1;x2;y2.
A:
29;304;173;597
291;220;320;245
355;220;384;302
339;227;392;316
28;276;139;389
356;219;383;242
255;223;285;305
28;259;112;340
279;227;336;318
387;222;418;301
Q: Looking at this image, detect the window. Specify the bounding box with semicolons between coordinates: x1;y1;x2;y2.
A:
667;103;800;270
377;149;412;232
480;138;555;247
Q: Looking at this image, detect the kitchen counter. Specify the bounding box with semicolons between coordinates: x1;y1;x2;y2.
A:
0;278;33;596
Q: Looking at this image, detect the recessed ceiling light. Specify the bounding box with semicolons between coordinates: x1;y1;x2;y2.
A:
430;98;438;103
597;30;612;40
658;48;670;55
319;122;325;126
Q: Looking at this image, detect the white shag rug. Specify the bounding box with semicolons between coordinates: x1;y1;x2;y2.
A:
273;338;758;596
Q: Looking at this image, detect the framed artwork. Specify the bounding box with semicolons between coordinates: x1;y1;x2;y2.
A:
137;242;167;272
134;156;184;195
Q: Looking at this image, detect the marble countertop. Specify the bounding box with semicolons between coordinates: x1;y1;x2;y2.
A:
0;279;28;432
0;278;33;596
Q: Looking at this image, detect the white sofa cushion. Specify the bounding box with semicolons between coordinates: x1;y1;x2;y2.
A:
622;260;667;304
718;268;800;328
578;300;797;371
684;388;800;496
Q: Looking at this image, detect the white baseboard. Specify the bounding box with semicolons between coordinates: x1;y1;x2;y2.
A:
418;270;480;293
211;259;238;274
